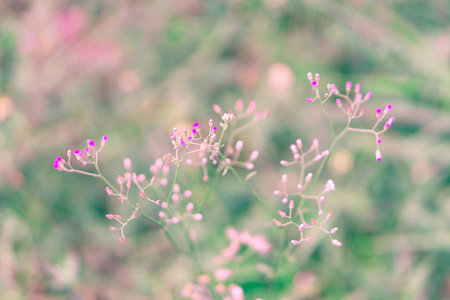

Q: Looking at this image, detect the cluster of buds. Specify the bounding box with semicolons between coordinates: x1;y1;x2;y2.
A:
182;100;268;181
158;183;203;225
106;209;138;242
53;136;108;170
219;140;259;176
219;227;271;261
149;158;171;186
181;272;244;300
273;138;341;247
306;72;395;161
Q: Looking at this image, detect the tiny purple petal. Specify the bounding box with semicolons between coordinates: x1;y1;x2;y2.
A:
376;108;382;114
53;163;60;169
192;129;197;134
212;126;217;132
74;149;81;155
306;98;312;103
311;81;317;87
377;139;382;144
102;136;108;142
57;157;62;162
89;140;95;147
193;122;199;128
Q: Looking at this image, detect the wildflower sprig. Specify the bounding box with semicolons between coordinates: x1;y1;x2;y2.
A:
273;139;341;247
306;72;395;161
271;73;396;248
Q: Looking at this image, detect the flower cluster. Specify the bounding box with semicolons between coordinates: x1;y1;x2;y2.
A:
53;136;108;170
181;272;244;300
273;139;341;247
219;227;271;261
306;72;395;161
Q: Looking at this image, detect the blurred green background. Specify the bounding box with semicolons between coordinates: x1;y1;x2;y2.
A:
1;0;450;299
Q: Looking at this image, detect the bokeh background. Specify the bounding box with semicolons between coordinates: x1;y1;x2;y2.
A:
1;0;450;299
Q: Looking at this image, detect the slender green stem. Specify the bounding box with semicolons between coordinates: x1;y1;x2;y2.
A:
198;172;220;212
218;151;276;218
321;101;337;138
309;128;347;188
166;149;188;208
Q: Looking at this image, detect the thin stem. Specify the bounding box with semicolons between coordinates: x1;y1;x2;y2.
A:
218;151;276;218
320;101;337;138
309;128;347;188
166;149;189;208
66;168;101;178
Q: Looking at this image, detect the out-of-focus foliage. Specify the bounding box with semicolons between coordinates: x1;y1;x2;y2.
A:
0;0;449;299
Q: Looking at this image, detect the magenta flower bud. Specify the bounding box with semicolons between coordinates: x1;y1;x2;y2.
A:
332;239;342;247
336;98;342;107
355;83;360;93
290;145;298;154
280;160;288;166
356;93;362;101
311;81;317;88
249;150;259;161
106;214;113;219
375;150;382;161
298;224;305;232
291;240;299;245
364;92;372;100
377;139;382;144
330;227;338;234
193;213;203;221
384;104;392;114
315;73;320;80
307;72;313;81
213;104;222;115
212;126;217;132
110;227;116;232
289;200;294;210
278;210;287;218
89;140;95;147
306;98;312;103
346;81;351;91
102;136;108;144
235;140;243;151
376;108;382;116
193;122;199;128
53;163;60;169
